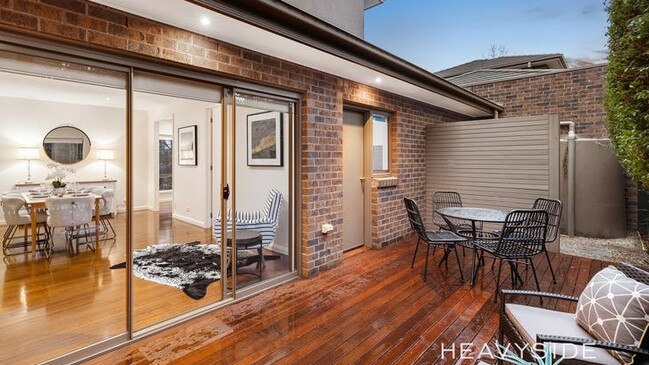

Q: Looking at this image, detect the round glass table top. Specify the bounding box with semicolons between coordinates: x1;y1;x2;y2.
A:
437;207;509;223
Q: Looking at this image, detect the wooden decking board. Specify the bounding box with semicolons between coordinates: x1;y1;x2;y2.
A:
180;250;423;364
307;258;468;365
180;244;413;359
87;236;608;365
171;244;428;364
237;272;426;365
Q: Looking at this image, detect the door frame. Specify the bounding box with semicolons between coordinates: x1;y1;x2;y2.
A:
342;106;381;250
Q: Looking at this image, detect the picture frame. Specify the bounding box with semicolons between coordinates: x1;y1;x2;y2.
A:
178;125;197;166
247;111;283;167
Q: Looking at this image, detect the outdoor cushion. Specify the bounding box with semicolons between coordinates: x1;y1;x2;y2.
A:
506;303;619;364
575;266;649;364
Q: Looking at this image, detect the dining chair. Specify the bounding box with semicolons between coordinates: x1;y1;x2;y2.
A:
1;195;49;256
431;190;464;230
472;209;548;300
46;196;96;253
91;187;116;240
531;198;562;284
404;197;466;283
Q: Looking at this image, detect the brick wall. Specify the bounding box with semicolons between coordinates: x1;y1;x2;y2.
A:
342;82;464;247
0;0;465;275
468;65;608;138
467;65;639;230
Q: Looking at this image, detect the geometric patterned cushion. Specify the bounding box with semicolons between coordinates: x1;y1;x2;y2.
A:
575;266;649;364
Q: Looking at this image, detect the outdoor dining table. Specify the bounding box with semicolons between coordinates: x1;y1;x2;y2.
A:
437;207;510;285
21;192;101;255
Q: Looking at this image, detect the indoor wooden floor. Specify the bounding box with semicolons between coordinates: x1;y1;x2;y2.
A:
0;203;289;365
87;236;610;365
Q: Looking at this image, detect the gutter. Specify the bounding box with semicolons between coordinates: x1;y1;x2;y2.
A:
193;0;503;116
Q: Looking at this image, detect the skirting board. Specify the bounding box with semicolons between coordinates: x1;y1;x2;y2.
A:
172;213;210;229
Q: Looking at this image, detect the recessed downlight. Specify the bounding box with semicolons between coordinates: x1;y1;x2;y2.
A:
200;16;210;26
375;77;383;84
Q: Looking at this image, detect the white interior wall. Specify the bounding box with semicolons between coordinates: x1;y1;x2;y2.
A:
0;94;292;252
136;96;213;228
132;108;151;211
235;106;290;254
0;97;127;223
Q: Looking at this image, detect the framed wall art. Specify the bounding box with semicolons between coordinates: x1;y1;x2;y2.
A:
247;111;283;167
178;125;197;166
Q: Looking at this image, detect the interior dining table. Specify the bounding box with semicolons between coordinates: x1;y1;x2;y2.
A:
21;191;101;254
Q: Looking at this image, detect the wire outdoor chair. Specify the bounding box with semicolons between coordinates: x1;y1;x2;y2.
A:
404;197;466;283
432;190;481;238
531;198;562;284
473;209;548;300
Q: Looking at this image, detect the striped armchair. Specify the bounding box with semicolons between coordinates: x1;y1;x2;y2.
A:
213;189;282;249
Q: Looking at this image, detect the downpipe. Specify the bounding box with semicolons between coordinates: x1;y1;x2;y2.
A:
560;121;576;237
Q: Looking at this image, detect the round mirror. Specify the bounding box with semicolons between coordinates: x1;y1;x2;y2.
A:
43;126;91;164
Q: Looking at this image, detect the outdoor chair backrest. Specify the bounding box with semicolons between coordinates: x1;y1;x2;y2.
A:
404;198;429;242
532;198;562;243
432;191;463;228
496;209;548;258
46;196;94;228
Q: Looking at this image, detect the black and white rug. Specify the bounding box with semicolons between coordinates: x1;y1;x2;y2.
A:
111;242;277;300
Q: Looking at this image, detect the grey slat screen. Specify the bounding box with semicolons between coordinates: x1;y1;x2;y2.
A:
425;115;560;224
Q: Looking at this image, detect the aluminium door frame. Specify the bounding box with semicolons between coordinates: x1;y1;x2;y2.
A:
0;31;302;365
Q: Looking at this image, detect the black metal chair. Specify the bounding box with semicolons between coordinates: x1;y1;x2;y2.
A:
473;209;548;300
431;191;479;233
531;198;562;284
404;197;466;283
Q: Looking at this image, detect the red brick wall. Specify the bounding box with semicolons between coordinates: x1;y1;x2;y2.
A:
0;0;465;275
468;65;608;138
467;66;638;230
342;82;465;247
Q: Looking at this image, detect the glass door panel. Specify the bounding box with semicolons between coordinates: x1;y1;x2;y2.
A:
131;71;224;331
0;49;128;364
232;91;295;291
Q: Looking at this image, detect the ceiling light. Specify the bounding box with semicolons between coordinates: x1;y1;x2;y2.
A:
200;16;210;26
375;77;383;84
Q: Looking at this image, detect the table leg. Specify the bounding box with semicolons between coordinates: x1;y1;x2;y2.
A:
30;205;37;254
95;199;100;247
470;220;477;286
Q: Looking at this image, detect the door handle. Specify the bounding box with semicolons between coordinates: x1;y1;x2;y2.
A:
359;177;366;182
223;184;230;200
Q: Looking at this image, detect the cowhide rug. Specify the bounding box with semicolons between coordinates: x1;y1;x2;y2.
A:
111;242;278;300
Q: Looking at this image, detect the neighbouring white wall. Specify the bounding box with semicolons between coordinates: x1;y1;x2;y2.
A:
0;97;127;223
281;0;365;38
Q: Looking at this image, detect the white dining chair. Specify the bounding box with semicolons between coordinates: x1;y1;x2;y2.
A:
90;187;116;240
45;195;96;253
1;194;49;256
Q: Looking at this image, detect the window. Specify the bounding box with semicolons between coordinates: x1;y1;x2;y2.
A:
372;114;390;173
159;137;172;190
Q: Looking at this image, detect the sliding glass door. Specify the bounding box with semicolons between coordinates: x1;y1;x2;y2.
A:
131;71;225;332
0;43;298;364
0;49;128;364
230;91;295;292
